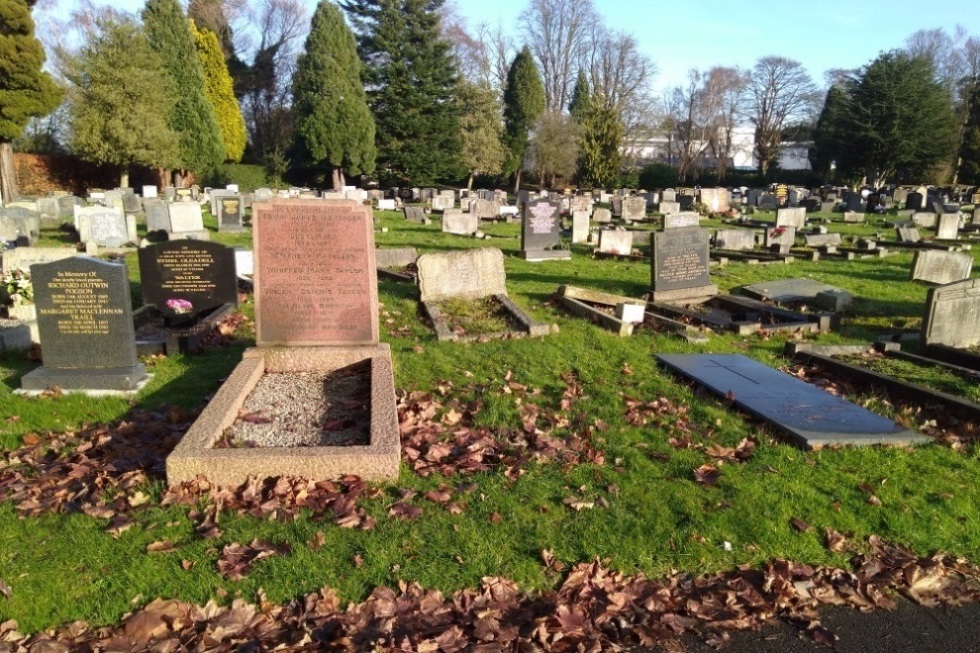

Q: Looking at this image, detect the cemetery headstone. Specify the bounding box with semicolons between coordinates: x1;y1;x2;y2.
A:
804;232;842;248
936;213;959;240
404;206;427;223
375;247;418;269
843;211;865;223
168;203;208;239
659;201;680;215
138;241;238;320
520;199;569;261
764;225;796;253
571;210;590;243
622;196;647;222
664;212;700;229
2;248;77;275
912;212;938;228
651;227;717;302
896;226;921;243
21;257;148;392
714;228;757;251
217;195;245;232
597;229;633;255
417;248;508;303
776;207;806;229
442;209;479;236
662;189;677;202
922;278;980;348
593;208;612;224
910;250;973;285
77;207;130;247
145;199;171;233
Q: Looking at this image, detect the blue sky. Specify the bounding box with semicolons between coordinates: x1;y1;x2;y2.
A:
45;0;980;90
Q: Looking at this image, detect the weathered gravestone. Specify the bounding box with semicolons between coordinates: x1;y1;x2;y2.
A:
921;278;980;348
571;195;593;214
138;241;238;320
896;226;921;243
469;199;500;219
431;195;454;212
416;248;550;341
662;189;677;202
2;248;77;275
714;228;757;251
20;257;148;392
36;197;60;223
776;207;806;229
741;278;852;311
664;212;700;229
913;212;938;228
699;188;730;213
593;208;612;224
168;203;209;240
936;213;959;240
910;250;973;285
658;201;681;215
571;210;590;243
217;195;245;232
375;247;418;269
167;199;399;486
145;199;171;233
442;209;478;236
651;227;717;303
404;206;428;223
657;354;925;448
597;229;634;255
906;192;925;211
805;232;843;248
843;212;865;223
520;199;569;260
622;197;647;222
764;225;796;253
76;206;132;247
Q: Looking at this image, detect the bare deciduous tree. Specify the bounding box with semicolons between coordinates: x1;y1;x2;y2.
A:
663;69;716;182
702;66;747;181
746;55;817;175
529;108;579;186
442;6;513;92
520;0;597;111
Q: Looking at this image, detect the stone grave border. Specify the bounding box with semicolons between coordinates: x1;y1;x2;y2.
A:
423;294;549;342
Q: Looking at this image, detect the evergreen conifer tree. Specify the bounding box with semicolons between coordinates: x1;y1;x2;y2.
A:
0;0;62;203
502;46;545;192
67;17;180;187
568;69;590;122
293;0;376;189
142;0;225;179
457;80;506;190
191;20;247;163
340;0;461;185
577;99;622;189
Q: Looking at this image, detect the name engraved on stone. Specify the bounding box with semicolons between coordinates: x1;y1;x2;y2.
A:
254;201;377;345
38;269;121;336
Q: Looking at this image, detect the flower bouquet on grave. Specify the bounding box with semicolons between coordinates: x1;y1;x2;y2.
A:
1;270;33;306
164;298;196;327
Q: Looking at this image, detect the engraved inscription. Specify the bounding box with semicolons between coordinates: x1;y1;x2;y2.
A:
157;246;218;295
653;228;710;291
38;269;120;336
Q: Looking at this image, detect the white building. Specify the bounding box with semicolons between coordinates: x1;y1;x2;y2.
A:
625;126;812;172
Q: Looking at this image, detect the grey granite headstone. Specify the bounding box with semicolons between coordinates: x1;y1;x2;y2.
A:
714;228;757;251
21;257;148;392
658;201;681;215
651;227;716;301
216;195;244;232
520;199;568;260
78;208;128;247
741;278;852;310
764;225;796;253
657;354;925;448
922;278;980;348
621;196;647;222
145;199;171;232
912;212;937;228
910;250;973;284
404;206;427;223
593;208;612;224
417;247;507;303
776;207;806;229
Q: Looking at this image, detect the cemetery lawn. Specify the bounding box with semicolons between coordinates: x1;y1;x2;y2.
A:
3;208;980;634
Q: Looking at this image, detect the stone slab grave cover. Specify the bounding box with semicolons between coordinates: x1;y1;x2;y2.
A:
651;227;717;303
442;208;478;236
714;228;757;251
910;250;973;285
554;285;646;337
520;199;569;260
167;199;399;487
138;241;238;321
922;278;980;348
657;354;925;448
597;229;634;255
740;278;852;312
2;247;77;275
217;195;245;232
417;247;549;341
20;256;149;393
621;196;647;222
776;207;806;229
936;213;959;240
664;212;699;229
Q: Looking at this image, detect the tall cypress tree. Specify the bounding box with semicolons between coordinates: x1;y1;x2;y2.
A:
502;46;544;192
142;0;225;180
958;81;980;185
578;99;622;189
568;69;590;122
293;0;376;190
340;0;461;185
0;0;62;203
191;20;247;163
811;85;848;182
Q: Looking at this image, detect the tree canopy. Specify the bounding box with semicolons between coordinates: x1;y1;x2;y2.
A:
191;20;247;163
340;0;461;185
66;17;180;184
502;46;545;190
456;79;506;189
143;0;225;176
293;0;376;189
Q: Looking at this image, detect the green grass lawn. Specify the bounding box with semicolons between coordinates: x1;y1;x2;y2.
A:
3;205;980;633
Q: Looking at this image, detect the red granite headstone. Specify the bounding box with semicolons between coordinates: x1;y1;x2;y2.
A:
253;200;378;345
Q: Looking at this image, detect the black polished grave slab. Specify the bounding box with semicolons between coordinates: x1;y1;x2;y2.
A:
656;354;927;448
138;240;238;318
22;256;148;392
217;195;244;232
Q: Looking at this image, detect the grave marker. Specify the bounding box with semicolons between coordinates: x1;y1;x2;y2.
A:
776;207;806;229
651;227;717;302
936;213;959;240
597;229;633;255
138;241;238;317
520;199;569;260
910;250;973;285
217;195;244;232
442;209;478;236
571;210;590;243
922;278;980;348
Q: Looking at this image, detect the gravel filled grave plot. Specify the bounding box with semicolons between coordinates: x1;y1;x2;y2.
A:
222;361;371;447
